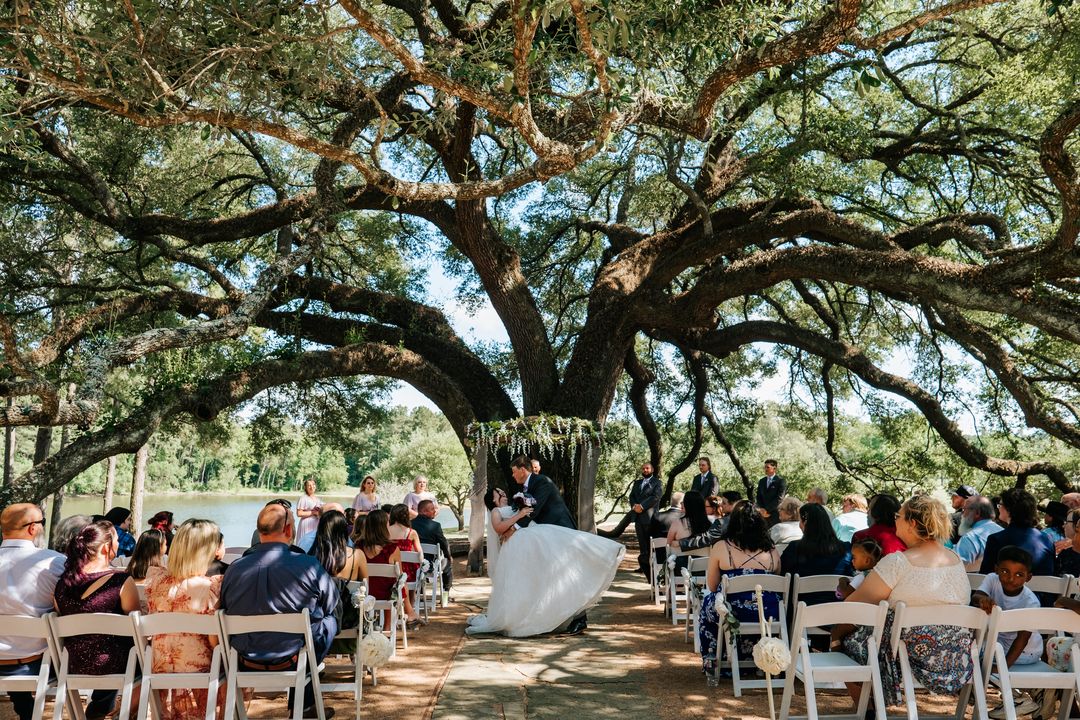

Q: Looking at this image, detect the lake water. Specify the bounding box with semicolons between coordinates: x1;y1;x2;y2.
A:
57;492;469;547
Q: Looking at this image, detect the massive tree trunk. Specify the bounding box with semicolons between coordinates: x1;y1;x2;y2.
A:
467;441;488;575
48;418;71;547
130;443;148;534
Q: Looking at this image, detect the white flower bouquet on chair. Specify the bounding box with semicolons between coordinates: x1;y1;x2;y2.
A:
752;585;791;720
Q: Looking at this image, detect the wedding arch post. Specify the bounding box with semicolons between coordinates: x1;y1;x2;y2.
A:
576;437;601;533
467;439;488;575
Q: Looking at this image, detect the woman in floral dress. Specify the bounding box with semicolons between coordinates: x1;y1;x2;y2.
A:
842;494;972;709
144;519;225;720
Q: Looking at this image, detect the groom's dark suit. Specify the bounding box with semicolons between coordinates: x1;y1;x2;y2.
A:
515;473;576;530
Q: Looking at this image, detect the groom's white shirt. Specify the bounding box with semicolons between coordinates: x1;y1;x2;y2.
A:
522;473;533;493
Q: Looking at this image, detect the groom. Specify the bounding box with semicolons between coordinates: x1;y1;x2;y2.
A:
509;454;588;634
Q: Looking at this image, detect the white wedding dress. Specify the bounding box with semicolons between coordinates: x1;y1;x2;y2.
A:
466;506;626;637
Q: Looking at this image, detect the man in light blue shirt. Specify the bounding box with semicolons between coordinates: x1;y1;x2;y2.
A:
0;503;65;720
955;495;1003;570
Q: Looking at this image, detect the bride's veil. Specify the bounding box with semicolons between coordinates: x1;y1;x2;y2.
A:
485;509;500;577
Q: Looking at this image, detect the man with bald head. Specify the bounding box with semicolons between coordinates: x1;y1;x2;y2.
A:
0;504;65;720
221;501;339;718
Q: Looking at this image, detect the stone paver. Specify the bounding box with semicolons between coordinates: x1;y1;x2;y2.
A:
432;567;661;720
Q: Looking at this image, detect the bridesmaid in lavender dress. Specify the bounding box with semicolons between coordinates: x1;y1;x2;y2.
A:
53;520;140;720
351;475;380;517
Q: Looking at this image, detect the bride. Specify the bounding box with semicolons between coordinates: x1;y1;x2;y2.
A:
466;486;626;637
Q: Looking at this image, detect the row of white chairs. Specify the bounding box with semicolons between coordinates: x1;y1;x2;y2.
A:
0;607;338;720
781;600;1080;720
0;570;415;720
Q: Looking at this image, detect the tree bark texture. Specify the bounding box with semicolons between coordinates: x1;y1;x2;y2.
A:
130;444;148;534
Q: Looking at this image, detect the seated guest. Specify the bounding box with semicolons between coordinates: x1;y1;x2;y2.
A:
980;487;1055;576
357;509;419;624
698;503;780;684
220;502;338;719
0;503;65;720
388;504;423;620
343;508;357;539
297;502;345;552
53;520;140;720
769;496;804;544
1056;510;1080;577
651;491;684;539
309;510;367;652
413;499;453;595
806;487;835;521
103;507;136;556
1042;500;1069;545
51;514;91;553
310;510;368;584
841;494;973;712
704;495;722;520
955;495;1003;571
403;475;438;520
206;531;229;577
676;491;743;552
667;492;712;569
128;528;167;586
781;503;851;604
832;493;869;542
147;511;176;551
851;493;906;557
145;519;225;720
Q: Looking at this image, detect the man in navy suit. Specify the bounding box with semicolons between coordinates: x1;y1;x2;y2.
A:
755;459;786;527
689;456;718;498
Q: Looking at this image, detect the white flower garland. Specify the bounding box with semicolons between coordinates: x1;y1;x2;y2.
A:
466;414;602;463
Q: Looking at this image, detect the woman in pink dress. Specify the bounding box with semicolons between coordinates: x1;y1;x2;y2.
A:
144;519;225;720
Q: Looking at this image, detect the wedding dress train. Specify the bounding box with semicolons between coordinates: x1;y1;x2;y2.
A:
466;506;626;637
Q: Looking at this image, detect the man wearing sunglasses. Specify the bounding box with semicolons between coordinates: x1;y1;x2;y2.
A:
0;504;65;720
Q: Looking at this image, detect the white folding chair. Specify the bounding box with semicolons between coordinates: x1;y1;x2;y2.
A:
0;614;58;720
983;606;1080;720
790;574;848;644
890;601;989;720
367;562;408;650
1029;574;1074;600
110;556;132;569
322;581;367;720
719;573;791;696
650;538;668;607
779;600;889;720
221;553;243;564
399;550;431;622
420;542;446;611
681;556;710;651
48;612;143;720
132;610;225;720
219;608;326;720
666;547;710;624
968;572;987;591
224;547;248;556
